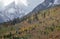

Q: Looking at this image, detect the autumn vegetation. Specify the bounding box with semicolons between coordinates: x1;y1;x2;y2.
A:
0;5;60;39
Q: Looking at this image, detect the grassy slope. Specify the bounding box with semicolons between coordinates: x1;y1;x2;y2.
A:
0;5;60;39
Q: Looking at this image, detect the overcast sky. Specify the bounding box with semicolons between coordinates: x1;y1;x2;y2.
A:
0;0;44;8
0;0;60;9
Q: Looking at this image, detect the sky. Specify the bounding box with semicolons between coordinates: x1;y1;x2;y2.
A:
0;0;60;8
0;0;44;8
15;0;28;6
0;0;29;7
0;0;58;6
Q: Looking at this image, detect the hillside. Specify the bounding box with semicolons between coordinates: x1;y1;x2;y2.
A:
0;5;60;39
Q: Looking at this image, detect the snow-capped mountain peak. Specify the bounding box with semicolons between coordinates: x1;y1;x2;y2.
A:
0;0;60;23
0;0;29;8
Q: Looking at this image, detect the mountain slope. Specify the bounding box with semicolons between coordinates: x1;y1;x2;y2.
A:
32;0;54;13
0;5;60;39
0;0;60;23
0;0;45;23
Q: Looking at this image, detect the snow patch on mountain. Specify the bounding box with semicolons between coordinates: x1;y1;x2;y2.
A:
0;0;60;23
54;0;60;5
15;0;28;6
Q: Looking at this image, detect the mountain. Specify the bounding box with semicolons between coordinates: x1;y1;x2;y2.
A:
32;0;54;13
0;0;60;23
0;5;60;39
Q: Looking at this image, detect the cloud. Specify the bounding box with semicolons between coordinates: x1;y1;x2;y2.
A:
15;0;28;6
0;0;28;7
0;0;14;7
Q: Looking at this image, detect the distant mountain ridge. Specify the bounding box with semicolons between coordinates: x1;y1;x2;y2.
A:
0;0;60;23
